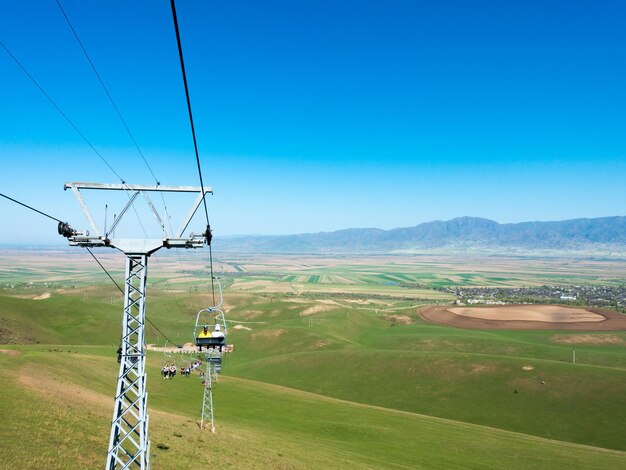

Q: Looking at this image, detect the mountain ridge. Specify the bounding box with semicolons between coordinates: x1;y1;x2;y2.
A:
215;216;626;253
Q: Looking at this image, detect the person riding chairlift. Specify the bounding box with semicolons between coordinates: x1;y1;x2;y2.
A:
212;324;225;338
197;325;211;351
212;324;225;352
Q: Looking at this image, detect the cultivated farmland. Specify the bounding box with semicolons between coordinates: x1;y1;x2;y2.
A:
0;249;625;468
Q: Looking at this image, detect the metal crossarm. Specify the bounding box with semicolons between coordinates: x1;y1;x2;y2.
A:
63;182;212;253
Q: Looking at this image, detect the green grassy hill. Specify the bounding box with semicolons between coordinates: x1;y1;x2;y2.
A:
1;346;625;470
0;293;120;345
224;300;626;451
1;289;625;468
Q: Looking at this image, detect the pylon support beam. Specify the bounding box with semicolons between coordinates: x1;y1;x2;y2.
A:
63;182;212;249
107;254;150;470
200;352;218;433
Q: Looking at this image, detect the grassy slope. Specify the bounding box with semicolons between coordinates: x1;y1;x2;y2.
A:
230;349;626;450
224;299;626;451
0;294;120;345
1;348;624;470
1;291;626;467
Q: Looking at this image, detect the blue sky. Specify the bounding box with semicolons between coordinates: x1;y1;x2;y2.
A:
1;0;625;244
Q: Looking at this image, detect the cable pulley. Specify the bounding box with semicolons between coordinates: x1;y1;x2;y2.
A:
57;221;77;238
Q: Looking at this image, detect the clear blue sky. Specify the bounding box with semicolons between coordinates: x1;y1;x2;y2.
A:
1;0;625;244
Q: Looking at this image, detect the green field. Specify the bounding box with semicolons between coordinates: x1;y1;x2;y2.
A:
1;251;625;468
5;250;625;298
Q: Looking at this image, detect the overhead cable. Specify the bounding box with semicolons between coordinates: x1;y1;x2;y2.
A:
1;190;178;344
86;247;178;344
2;41;141;239
145;316;178;346
169;0;217;306
0;192;64;223
56;0;176;264
0;39;125;183
86;247;123;293
169;0;210;225
54;0;160;185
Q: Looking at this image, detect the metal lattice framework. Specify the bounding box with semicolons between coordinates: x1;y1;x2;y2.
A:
200;348;224;432
108;254;150;469
193;281;226;432
200;356;215;432
61;182;212;470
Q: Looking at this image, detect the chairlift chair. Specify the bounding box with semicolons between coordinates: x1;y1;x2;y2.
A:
180;350;191;368
178;350;192;377
194;314;226;349
160;342;179;369
193;278;227;351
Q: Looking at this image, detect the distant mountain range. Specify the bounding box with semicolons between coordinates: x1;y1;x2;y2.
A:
214;216;626;253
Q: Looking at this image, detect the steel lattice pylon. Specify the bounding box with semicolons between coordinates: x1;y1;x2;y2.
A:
107;254;150;469
200;356;215;432
194;288;226;433
61;182;212;470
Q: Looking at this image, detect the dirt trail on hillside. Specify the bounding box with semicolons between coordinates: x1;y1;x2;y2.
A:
300;304;336;316
551;334;626;345
16;363;190;423
420;305;626;331
147;342;198;353
18;364;111;410
0;349;21;356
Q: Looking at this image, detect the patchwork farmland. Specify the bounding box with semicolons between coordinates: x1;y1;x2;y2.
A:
1;249;625;468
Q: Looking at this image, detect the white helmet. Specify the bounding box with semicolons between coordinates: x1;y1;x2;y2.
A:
214;324;221;331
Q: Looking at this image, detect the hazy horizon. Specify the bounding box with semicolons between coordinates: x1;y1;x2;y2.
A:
2;1;625;244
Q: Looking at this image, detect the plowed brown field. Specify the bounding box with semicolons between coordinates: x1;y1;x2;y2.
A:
420;304;626;330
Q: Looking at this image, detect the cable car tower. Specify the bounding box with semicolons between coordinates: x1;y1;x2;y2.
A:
60;181;212;470
194;279;227;432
